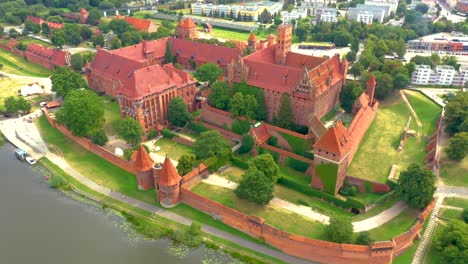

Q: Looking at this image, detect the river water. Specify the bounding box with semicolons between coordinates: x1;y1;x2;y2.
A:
0;143;240;264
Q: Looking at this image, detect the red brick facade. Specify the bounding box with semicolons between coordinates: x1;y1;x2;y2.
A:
228;24;348;127
24;43;70;70
176;17;198;39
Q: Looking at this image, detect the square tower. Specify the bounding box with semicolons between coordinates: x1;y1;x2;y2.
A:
275;24;293;65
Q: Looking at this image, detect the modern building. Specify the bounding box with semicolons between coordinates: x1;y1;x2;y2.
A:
301;0;327;16
411;64;462;85
280;8;308;23
191;1;282;21
355;11;374;24
364;0;398;14
347;4;390;24
318;8;338;22
24;43;70;70
227;24;349;127
407;32;468;52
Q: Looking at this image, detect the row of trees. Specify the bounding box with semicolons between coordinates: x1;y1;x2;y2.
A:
2;96;32;115
444;92;468;161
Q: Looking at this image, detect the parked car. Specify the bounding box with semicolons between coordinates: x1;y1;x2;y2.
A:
25;156;36;165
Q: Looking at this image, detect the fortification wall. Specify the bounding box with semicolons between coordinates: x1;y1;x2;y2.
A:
347;101;379;164
0;42;25;58
43;110;136;174
172;136;194;147
346;175;391;193
180;163;208;190
260;144;314;165
200;102;235;129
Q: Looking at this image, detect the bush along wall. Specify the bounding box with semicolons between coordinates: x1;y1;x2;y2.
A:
285;157;309;173
278;131;313;157
258;147;280;162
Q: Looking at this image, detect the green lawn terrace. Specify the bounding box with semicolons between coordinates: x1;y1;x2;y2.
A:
348;91;442;183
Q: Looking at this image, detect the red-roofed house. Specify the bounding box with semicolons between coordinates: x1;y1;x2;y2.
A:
154;157;182;207
124;16;159;32
228;24;348;128
61;8;88;24
25;43;70;70
177;17;198;39
26;16;63;31
118;63;197;133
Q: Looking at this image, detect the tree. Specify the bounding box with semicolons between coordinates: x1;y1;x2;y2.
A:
442;56;460;70
355;231;374;245
15;97;31;113
239;134;254;154
235;166;275;205
92;34;105;47
208;81;231;110
325;217;354;243
70;53;85;71
340;81;363;113
164;41;174;64
0;25;4;38
349;63;364;79
47;16;64;24
415;3;429;14
87;8;101;25
397;163;435;209
41;23;50;35
110;37;122;49
193;130;230;159
51;30;65;48
168;97;190;127
55;89;104;137
433;220;468;264
176;154;196;176
51;67;87;98
463;209;468;223
275;93;293;129
109;19;133;37
80;26;93;41
99;1;115;9
121;31;142;46
90;129;108;146
346;51;357;62
445;92;468;135
273;15;282;25
229;92;244;117
393;72;410;89
193;63;223;84
374;72;394;100
248;154;280;183
116;117;143;145
445;132;468;161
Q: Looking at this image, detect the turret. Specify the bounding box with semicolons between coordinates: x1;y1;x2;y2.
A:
154;157;182;208
248;33;257;50
275;24;292;65
131;145;155;190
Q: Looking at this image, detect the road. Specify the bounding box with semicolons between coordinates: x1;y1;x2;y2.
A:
436;0;466;23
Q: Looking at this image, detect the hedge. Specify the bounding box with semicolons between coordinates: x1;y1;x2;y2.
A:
373;190;396;205
364;181;373;193
386;179;398;190
285;157;309;173
188;122;209;134
162;127;176;138
258;147;280;162
231;156;249;169
277;177;365;210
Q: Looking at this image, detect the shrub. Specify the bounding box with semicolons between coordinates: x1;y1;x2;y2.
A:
364;181;373;192
89;129;108;146
267;136;278;146
325;217;353;243
286;157;309;172
230;156;249;169
147;129;158;139
48;176;70;190
172;222;203;247
346;197;366;210
355;231;374;245
463;209;468;223
123;148;133;161
239;134;254;153
297;199;309;206
231;119;251;135
188;122;209;133
162;127;176;138
339;181;358;196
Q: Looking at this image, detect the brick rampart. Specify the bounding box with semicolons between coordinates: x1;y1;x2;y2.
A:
43;110;136;174
180;163;208;190
201;121;242;141
260;143;314;165
200;102;235;129
347;102;379;165
172;136;194;147
346;175;391;193
181;187;435;263
0;42;25;58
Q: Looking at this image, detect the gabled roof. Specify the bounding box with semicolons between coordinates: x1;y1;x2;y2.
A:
26;16;44;25
125;16;154;31
313;121;351;156
131;145;154;172
118;63;196;100
25;43;70;66
250;123;270;145
178;17;196;28
47;21;64;30
158;157;182;186
248;33;257;42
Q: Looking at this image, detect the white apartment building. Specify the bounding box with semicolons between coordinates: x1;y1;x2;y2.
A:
435;65;456;85
454;66;468;86
364;0;398;14
356;11;374;24
280;8;308;23
319;8;338;22
412;65;433;85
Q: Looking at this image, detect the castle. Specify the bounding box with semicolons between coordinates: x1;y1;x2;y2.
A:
227;24;349;127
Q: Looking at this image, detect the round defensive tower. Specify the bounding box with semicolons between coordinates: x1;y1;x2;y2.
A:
154;157;182;208
130;145;155;190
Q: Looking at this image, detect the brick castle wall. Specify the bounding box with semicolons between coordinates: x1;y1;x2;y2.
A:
0;42;26;59
346;175;391;193
172;136;194;147
43;110;136;174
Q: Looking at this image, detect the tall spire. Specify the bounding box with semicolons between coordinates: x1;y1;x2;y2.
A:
157;157;182;186
131;145;154;172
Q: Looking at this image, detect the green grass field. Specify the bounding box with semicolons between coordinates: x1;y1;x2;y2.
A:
153;137;193;160
348;93;428;182
367;207;419;241
100;96;121;136
36;115;157;205
19;37;54;48
404;90;442;136
352;195;401;221
443;197;468;210
192;182;328;240
439;136;468;187
0;48;52;77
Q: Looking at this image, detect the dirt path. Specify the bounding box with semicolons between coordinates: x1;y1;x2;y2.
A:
400;90;423;140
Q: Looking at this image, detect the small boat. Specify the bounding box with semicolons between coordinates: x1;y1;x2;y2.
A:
14;148;27;161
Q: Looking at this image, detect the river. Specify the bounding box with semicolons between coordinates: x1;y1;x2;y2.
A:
0;143;241;264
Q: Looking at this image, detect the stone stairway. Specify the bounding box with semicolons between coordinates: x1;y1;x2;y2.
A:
411;195;445;264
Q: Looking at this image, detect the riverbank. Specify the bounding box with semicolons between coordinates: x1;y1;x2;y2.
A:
38;157;287;264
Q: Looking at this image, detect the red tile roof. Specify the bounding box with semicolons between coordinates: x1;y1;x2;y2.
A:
248;33;257;42
8;38;18;47
313;121;351;156
250;123;270;145
112;38;168;63
178;17;196;28
47;21;64;30
124;16;155;32
131;145;154;172
158;157;182;186
26;43;70;66
45;101;61;109
356;92;369;107
119;63;196;100
80;8;88;15
26;16;44;25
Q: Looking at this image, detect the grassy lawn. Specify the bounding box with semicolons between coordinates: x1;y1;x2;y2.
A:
219;166;245;182
19;37;54;48
153;137;193;160
352;192;385;206
278;165;310;185
192;183;328;240
0;48;52;77
100;96;121;136
36;115;157;205
0;77;22;111
440;208;463;220
404;90;442;136
367;207;419;241
348;93;427;182
439;138;468;187
208;27;251;42
352;195;401;221
443;197;468;210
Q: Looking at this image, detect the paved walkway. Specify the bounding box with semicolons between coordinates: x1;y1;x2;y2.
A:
0;117;310;264
203;175;412;230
